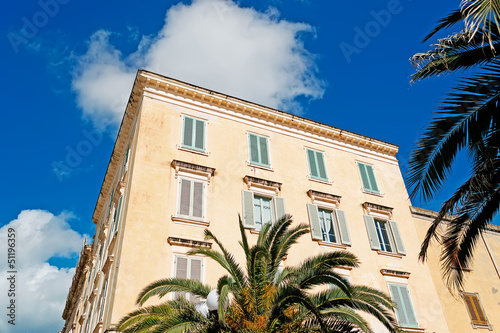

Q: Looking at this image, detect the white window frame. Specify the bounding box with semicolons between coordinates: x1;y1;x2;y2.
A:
363;211;406;256
176;176;207;220
171;254;205;302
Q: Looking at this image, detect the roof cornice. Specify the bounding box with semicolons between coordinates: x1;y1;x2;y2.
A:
138;70;399;157
92;69;399;224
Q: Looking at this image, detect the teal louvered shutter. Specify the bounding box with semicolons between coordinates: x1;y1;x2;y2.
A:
335;209;351;245
194;119;205;150
358;162;379;193
306;149;318;178
179;179;192;216
364;215;381;250
182;116;205;151
242;190;255;228
249;134;259;164
307;149;327;181
183;116;194;148
249;134;270;166
114;195;123;234
274;196;286;222
390;284;418;328
389;284;406;326
315;151;327;180
389;221;406;255
259;136;270;166
307;203;322;240
365;164;379;193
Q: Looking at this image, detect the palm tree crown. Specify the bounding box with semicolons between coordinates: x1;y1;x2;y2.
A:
408;0;500;292
118;215;399;333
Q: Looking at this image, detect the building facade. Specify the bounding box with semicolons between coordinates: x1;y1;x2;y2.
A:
61;70;499;333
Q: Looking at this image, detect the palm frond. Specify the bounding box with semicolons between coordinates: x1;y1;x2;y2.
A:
136;278;212;305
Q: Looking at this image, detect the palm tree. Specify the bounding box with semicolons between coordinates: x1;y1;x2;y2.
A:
408;0;500;292
118;215;399;333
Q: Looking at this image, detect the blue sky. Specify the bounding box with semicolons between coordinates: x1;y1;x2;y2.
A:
1;0;466;332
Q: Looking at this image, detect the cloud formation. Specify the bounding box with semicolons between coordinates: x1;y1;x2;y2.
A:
0;210;87;333
72;0;325;130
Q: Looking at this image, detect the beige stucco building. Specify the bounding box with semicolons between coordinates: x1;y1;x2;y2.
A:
61;70;500;333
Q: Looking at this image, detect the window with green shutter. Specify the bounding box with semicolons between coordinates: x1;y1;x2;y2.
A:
357;162;379;193
248;133;270;167
307;204;351;245
388;284;418;328
241;190;286;230
182;116;206;152
364;216;405;255
306;149;328;181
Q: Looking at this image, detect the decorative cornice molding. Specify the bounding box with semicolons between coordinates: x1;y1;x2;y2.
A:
244;175;281;194
138;70;399;156
167;237;212;249
410;206;500;234
62;244;92;321
363;202;393;219
172;160;215;182
380;268;411;278
307;190;341;205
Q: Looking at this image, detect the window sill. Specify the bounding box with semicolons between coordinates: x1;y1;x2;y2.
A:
376;250;403;259
171;216;210;227
362;189;383;197
247;162;274;172
396;326;424;333
318;241;348;250
178;146;209;156
308;177;332;185
471;323;492;330
249;228;261;235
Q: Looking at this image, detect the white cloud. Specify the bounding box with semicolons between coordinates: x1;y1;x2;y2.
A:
0;210;87;333
72;0;325;130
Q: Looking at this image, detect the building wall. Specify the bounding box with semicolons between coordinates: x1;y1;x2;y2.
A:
412;208;500;332
63;71;453;333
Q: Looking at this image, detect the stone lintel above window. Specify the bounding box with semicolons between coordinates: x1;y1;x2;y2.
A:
167;237;212;249
172;160;215;183
380;268;411;279
363;202;393;219
244;175;281;195
307;190;341;207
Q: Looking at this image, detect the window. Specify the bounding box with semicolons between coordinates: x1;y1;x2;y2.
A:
307;204;351;245
242;190;286;230
357;162;379;194
388;284;418;328
98;276;109;322
463;293;489;327
363;215;405;254
174;255;203;302
306;148;328;181
253;195;272;231
111;194;123;236
182;116;205;152
248;133;270;167
177;178;205;219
